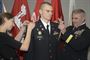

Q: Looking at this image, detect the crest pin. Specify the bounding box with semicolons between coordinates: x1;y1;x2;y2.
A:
38;31;42;35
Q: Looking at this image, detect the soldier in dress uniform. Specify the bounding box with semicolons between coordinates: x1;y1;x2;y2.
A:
24;2;60;60
57;9;90;60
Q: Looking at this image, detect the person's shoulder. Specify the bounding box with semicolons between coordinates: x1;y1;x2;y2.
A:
85;26;90;32
50;22;59;28
51;22;58;25
66;25;73;31
35;20;42;25
0;32;7;37
32;20;42;31
85;26;90;30
67;25;73;28
0;32;9;40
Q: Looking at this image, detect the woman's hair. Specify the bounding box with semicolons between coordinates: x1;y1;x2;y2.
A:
0;13;14;25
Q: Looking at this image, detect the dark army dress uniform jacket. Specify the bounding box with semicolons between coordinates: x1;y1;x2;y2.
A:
24;20;60;60
58;24;90;60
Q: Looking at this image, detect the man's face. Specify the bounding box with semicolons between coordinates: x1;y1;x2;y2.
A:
72;13;85;27
39;4;53;21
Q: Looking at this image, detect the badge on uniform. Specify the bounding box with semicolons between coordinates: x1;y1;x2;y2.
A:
38;31;42;35
37;30;43;40
53;31;59;35
74;29;85;39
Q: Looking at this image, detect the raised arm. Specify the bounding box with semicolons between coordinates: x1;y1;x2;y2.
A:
20;22;35;51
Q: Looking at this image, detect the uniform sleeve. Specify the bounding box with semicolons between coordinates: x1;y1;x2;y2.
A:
69;31;90;51
61;26;74;41
62;29;90;51
4;34;22;49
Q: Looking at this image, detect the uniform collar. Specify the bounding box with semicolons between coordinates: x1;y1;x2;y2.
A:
73;24;86;31
40;18;50;29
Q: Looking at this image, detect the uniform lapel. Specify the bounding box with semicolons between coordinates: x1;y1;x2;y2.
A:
50;22;54;36
37;20;48;34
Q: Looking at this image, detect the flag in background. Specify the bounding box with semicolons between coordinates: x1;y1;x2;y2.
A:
68;0;76;26
0;0;2;13
11;0;31;60
51;0;64;22
11;0;31;37
51;0;64;52
31;0;44;21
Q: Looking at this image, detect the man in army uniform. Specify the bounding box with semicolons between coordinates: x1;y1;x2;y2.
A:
24;2;60;60
58;9;90;60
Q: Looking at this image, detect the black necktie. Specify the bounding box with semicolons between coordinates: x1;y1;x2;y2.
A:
47;25;49;34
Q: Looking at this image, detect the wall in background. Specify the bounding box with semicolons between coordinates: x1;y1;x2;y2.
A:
3;0;90;28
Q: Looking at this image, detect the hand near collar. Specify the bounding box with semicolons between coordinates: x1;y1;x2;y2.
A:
58;18;66;34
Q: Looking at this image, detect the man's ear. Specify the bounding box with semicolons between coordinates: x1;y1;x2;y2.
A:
39;9;42;15
82;17;86;22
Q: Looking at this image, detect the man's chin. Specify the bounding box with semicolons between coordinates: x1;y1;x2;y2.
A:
74;25;80;28
47;18;51;21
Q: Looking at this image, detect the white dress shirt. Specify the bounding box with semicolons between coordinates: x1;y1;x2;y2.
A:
40;18;51;33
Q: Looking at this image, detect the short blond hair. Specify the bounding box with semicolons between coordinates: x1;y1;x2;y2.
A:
39;2;52;10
